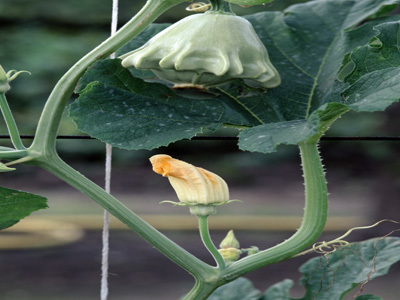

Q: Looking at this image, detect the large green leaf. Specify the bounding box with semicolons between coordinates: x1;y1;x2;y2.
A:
70;0;400;152
238;0;400;153
70;59;259;150
341;21;400;112
262;279;293;300
259;237;400;300
298;237;400;300
208;278;261;300
0;186;48;230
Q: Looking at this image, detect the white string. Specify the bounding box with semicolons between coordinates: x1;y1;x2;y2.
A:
101;145;112;300
101;1;118;299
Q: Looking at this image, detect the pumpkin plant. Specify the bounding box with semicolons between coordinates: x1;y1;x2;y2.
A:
1;0;400;299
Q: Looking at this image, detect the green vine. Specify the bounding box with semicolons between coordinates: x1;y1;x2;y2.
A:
221;140;328;280
198;215;227;270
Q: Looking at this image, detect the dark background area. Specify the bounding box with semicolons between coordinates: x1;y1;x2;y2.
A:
1;1;400;299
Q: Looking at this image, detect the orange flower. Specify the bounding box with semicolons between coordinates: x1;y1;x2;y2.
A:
150;154;229;205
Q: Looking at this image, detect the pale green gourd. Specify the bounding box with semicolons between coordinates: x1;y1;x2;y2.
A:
121;11;281;89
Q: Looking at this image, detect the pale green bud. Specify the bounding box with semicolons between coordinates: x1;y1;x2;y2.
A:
0;65;10;93
0;65;7;82
218;247;241;262
219;230;240;249
247;246;259;256
0;65;30;93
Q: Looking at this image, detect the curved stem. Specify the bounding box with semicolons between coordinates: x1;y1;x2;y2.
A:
222;140;328;280
197;215;226;269
33;152;216;280
0;93;25;150
30;0;186;153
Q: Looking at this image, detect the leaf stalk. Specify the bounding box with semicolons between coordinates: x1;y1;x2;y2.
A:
0;93;25;150
197;215;226;269
221;140;328;279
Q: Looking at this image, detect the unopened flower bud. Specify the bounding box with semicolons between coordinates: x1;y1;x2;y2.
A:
218;247;241;263
0;65;30;93
0;65;7;82
0;65;10;93
247;246;259;256
219;230;240;249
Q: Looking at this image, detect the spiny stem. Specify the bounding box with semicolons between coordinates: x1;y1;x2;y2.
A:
222;140;328;279
0;93;25;150
198;215;226;269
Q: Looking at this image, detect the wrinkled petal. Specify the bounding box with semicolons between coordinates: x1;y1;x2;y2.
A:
150;154;229;205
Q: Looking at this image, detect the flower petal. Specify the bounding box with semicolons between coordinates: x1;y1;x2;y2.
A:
150;154;229;205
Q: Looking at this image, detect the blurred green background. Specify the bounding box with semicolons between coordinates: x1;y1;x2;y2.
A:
1;1;400;300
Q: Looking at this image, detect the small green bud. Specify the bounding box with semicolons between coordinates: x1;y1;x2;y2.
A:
219;230;240;249
218;247;241;262
0;65;7;82
0;65;10;93
246;246;259;256
0;65;30;93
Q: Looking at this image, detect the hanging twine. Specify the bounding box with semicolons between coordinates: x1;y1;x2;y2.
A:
101;1;119;299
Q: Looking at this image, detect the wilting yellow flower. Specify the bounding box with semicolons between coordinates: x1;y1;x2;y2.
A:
150;154;229;205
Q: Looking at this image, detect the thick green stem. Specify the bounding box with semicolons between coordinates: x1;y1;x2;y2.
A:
182;279;219;300
222;140;328;280
30;0;186;153
0;150;28;160
33;152;216;280
0;93;25;150
198;215;226;269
